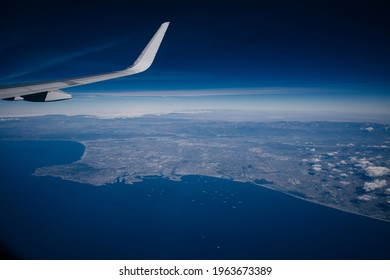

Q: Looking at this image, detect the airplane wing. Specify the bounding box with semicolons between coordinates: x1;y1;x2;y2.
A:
0;22;170;102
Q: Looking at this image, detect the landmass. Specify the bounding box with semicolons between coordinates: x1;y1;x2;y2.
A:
1;113;389;221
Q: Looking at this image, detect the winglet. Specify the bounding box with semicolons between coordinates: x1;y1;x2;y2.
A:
127;22;170;74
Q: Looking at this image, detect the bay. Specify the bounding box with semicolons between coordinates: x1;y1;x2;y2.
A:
1;140;390;259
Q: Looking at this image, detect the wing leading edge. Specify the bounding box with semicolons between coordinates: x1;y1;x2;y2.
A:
0;22;170;102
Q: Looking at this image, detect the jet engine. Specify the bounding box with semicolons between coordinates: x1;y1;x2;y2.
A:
4;90;72;102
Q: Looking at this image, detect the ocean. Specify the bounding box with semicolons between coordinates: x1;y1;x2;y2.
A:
1;140;390;259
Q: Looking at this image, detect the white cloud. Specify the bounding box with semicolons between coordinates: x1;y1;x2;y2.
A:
365;166;390;177
337;143;355;147
339;160;347;165
385;188;390;194
364;179;387;191
359;158;372;165
357;194;374;201
354;158;373;169
0;117;19;121
362;127;374;132
327;152;338;156
368;145;389;149
313;163;321;171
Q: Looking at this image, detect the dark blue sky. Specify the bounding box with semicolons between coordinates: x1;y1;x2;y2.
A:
0;0;389;119
1;0;389;87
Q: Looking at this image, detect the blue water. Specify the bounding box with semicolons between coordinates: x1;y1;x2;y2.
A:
1;140;390;260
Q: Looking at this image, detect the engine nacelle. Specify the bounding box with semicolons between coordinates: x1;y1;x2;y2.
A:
22;90;72;102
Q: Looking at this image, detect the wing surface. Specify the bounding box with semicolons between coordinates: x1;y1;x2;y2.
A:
0;22;170;102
